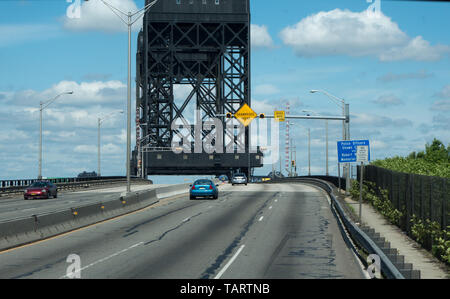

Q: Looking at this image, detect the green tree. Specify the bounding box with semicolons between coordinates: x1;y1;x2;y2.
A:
424;139;449;163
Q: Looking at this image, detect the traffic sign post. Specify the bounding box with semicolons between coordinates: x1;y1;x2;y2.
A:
356;144;369;223
234;104;257;184
337;140;371;224
359;160;364;223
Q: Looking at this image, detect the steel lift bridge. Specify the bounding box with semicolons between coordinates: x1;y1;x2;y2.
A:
131;0;263;178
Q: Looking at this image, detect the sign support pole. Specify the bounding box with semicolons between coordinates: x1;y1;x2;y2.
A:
338;162;341;193
359;161;364;223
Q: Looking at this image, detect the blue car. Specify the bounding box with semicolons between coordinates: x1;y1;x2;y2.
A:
190;179;219;200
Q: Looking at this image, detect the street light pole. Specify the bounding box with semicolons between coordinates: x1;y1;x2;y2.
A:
101;0;158;193
98;118;101;177
310;89;349;190
308;128;311;176
38;91;73;180
39;102;43;180
127;10;132;193
326;119;329;176
303;109;329;176
98;110;124;177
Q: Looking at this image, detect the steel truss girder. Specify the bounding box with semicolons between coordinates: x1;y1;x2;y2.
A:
139;19;249;149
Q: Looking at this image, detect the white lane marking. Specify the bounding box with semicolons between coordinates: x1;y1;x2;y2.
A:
183;217;190;222
269;206;272;210
274;199;278;202
214;244;245;279
60;242;143;279
21;208;38;212
258;216;264;222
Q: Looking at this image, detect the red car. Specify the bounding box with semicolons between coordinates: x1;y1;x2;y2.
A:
24;181;58;200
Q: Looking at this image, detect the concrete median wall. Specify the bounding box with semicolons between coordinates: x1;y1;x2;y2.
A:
0;183;190;252
155;183;191;199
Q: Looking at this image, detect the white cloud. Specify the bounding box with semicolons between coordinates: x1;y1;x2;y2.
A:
63;0;140;33
253;84;280;96
74;143;121;155
104;129;127;144
436;85;450;99
353;113;412;127
377;70;433;83
379;36;450;62
251;24;274;49
372;94;403;107
431;100;450;111
74;144;97;154
173;85;193;102
251;99;276;114
279;8;449;62
371;140;388;150
5;80;127;108
0;129;29;141
102;143;122;154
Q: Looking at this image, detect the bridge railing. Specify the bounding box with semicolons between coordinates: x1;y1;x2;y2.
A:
0;176;150;195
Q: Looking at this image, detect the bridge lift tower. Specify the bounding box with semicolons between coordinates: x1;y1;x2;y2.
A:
131;0;263;178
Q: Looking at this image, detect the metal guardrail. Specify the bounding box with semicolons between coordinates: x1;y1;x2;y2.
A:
268;176;405;279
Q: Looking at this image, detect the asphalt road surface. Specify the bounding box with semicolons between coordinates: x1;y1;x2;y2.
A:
0;184;166;221
0;183;366;279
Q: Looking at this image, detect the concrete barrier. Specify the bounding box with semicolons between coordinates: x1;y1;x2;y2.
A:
0;183;189;252
72;203;105;228
155;183;191;199
36;210;75;237
0;217;38;248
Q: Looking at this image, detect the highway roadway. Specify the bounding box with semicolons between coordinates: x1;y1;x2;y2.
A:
0;183;366;279
0;183;167;221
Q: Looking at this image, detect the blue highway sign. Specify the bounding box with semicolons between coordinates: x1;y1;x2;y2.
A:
337;140;371;163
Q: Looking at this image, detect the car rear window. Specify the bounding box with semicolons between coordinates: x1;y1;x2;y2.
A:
194;180;212;185
30;182;48;187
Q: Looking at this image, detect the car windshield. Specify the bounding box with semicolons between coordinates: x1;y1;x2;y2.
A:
194;180;212;186
30;182;49;188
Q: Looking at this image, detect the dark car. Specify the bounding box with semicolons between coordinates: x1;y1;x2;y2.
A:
190;179;219;200
24;181;58;200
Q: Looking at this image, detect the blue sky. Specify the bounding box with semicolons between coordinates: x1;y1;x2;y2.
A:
0;0;449;183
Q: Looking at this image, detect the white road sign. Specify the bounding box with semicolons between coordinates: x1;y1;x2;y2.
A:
356;145;369;163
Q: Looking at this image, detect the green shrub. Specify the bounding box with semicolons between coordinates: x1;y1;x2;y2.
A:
410;215;449;265
350;180;402;226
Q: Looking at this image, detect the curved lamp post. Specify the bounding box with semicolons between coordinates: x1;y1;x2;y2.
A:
310;90;350;194
38;91;74;180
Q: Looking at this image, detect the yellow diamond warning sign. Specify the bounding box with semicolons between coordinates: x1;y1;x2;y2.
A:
235;104;257;127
